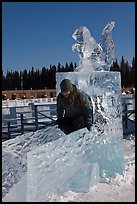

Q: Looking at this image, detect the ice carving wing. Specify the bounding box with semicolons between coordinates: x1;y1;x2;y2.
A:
99;21;115;68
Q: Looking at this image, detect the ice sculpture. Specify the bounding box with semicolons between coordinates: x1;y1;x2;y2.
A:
25;21;125;201
72;21;115;71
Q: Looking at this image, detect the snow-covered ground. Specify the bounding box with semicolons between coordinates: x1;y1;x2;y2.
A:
2;95;135;202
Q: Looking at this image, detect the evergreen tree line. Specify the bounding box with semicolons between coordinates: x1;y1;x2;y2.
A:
2;57;135;91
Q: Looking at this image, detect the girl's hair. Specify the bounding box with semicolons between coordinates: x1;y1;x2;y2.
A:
68;90;84;105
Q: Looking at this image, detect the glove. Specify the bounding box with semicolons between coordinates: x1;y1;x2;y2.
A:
83;126;93;142
88;127;92;132
87;126;92;132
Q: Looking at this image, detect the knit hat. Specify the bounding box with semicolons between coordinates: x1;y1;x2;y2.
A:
60;79;73;92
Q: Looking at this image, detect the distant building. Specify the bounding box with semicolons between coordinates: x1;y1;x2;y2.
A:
2;89;56;100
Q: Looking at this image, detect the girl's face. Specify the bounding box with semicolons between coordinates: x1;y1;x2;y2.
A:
62;91;70;98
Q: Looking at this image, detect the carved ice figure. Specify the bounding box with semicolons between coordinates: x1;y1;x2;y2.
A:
72;21;115;72
100;21;115;70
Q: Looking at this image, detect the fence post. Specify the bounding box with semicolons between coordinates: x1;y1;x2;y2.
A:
29;103;35;117
125;104;128;129
21;113;24;134
35;105;38;130
7;121;11;139
10;107;17;125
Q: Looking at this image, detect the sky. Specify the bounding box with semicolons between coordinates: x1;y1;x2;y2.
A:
2;2;135;74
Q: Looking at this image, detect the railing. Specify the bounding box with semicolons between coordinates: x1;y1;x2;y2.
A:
2;103;57;141
2;97;56;108
122;102;135;137
2;94;135;141
121;94;135;136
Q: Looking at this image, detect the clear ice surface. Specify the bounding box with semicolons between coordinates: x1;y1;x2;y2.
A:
2;125;65;198
26;128;124;202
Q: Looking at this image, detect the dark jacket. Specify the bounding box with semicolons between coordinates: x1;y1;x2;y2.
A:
57;88;93;130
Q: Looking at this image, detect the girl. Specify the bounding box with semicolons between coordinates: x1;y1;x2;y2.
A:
57;79;93;134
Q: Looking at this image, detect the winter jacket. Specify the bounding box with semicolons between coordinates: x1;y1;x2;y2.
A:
57;89;93;130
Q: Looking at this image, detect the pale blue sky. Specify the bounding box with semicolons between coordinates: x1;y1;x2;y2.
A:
2;2;135;74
